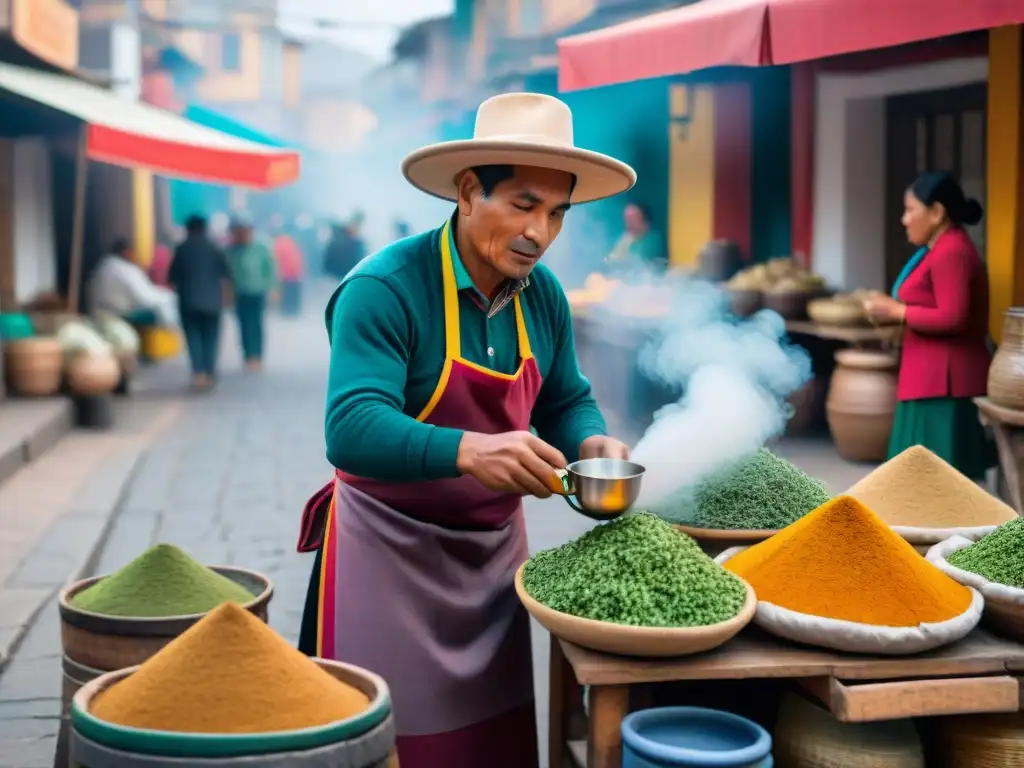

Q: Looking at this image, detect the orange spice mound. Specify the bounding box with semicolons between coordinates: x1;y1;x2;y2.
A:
724;495;973;627
91;603;369;734
847;445;1017;529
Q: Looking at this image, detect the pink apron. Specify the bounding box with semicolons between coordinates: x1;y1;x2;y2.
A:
301;221;541;768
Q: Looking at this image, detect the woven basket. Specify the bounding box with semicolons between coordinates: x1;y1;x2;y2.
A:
943;712;1024;768
774;692;924;768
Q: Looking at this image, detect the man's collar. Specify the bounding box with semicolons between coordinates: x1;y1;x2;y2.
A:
445;217;528;318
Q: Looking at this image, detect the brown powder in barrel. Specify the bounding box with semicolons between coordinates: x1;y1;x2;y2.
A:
90;603;369;733
846;445;1017;529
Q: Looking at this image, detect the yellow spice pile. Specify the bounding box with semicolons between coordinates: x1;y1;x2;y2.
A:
846;445;1017;529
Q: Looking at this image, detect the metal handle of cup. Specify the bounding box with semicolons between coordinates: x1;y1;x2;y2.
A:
551;469;584;509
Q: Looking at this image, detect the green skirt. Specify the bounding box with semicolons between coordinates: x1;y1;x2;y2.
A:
888;397;997;480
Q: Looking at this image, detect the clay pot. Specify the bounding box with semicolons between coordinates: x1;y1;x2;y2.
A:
988;308;1024;411
4;337;63;396
698;240;744;283
826;349;899;462
65;352;120;396
728;289;762;318
763;289;826;320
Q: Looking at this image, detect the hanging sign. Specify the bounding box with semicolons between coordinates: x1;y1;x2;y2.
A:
11;0;79;71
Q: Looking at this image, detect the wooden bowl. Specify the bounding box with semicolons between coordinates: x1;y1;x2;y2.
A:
674;525;778;559
514;563;756;657
763;289;825;320
981;594;1024;643
807;298;866;326
728;289;763;318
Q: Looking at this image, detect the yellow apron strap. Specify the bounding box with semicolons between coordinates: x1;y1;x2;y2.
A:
513;295;533;360
439;220;461;360
440;219;533;362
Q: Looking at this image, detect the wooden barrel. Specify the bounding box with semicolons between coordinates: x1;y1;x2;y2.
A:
59;566;274;671
70;660;397;768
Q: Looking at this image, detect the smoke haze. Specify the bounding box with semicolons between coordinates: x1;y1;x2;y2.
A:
623;275;812;511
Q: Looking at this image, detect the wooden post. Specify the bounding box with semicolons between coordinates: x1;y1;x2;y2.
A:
987;25;1024;343
586;684;629;768
66;125;89;315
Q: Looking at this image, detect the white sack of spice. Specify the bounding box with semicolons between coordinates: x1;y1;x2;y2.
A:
928;534;1024;606
625;276;812;512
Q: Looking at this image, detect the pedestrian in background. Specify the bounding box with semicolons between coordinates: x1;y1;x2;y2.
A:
273;223;305;317
226;216;277;372
168;215;231;391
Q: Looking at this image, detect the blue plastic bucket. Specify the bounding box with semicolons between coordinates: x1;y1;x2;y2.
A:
622;707;772;768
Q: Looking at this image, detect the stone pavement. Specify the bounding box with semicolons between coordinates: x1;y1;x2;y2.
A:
0;283;874;768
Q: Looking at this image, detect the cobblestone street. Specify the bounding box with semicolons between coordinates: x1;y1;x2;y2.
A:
0;282;870;768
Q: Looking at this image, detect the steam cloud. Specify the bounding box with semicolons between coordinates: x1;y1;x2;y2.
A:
627;275;812;511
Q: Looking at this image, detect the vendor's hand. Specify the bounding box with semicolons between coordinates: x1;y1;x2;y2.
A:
863;295;906;323
579;435;631;461
456;431;568;498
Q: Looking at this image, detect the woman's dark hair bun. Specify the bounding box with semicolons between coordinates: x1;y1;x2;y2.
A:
961;198;984;227
910;171;984;227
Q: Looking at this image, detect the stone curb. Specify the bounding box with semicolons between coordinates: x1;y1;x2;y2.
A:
0;401;184;676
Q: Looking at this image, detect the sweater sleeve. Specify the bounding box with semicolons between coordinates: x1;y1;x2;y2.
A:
530;282;607;462
324;275;464;481
905;244;975;335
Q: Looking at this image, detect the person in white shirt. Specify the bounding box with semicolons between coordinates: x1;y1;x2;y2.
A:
87;238;177;327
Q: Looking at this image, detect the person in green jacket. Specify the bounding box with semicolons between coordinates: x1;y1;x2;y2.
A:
604;201;667;274
226;216;277;371
295;92;637;768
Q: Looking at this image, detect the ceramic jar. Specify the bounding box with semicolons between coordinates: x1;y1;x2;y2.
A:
65;352;120;396
826;349;899;462
988;308;1024;411
697;240;744;283
4;337;63;396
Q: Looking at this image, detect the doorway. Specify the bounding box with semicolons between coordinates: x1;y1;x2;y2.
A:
884;83;986;288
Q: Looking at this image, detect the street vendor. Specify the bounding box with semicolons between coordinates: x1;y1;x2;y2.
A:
296;93;636;768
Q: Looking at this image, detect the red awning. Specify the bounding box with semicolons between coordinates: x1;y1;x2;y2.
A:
0;62;299;189
558;0;1024;92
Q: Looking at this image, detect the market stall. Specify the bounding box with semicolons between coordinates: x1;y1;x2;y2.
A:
567;260;905;454
521;445;1024;768
551;631;1024;768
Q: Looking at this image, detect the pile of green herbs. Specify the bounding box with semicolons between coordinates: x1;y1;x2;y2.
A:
948;518;1024;588
522;513;746;627
650;449;830;530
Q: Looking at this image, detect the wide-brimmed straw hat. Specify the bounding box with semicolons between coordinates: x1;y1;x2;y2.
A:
402;93;636;204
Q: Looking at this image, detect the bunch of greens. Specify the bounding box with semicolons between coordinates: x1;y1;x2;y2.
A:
651;449;829;531
522;513;746;627
948;518;1024;588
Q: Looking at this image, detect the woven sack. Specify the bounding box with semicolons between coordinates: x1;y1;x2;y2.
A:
715;547;984;654
893;523;1000;546
943;712;1024;768
774;692;923;768
928;536;1024;641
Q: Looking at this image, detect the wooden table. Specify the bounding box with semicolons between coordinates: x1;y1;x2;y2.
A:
976;397;1024;514
549;629;1024;768
784;320;903;348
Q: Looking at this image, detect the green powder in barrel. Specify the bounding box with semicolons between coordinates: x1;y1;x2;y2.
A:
522;513;746;627
948;518;1024;588
652;449;830;530
71;544;256;617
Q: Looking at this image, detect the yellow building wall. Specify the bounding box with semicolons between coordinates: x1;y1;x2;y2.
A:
542;0;594;33
987;25;1024;344
195;24;262;102
132;169;155;269
283;43;302;107
668;84;716;268
304;100;378;154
